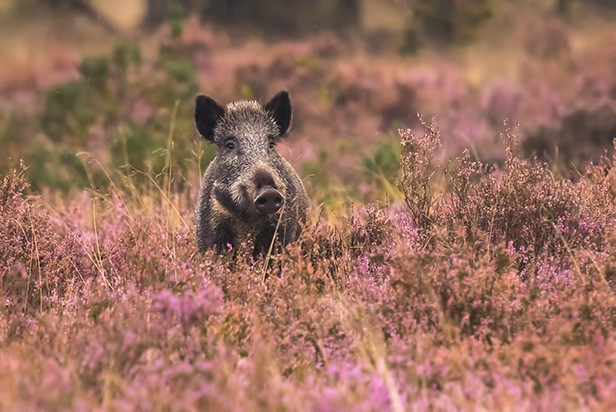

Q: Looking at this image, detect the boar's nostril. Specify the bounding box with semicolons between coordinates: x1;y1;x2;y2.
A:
254;189;284;215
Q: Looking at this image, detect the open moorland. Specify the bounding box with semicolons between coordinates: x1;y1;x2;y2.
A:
1;1;615;410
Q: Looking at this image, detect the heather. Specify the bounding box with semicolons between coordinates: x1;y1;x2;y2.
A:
1;2;616;410
1;125;616;409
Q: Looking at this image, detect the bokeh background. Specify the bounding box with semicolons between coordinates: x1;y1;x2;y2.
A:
0;0;614;211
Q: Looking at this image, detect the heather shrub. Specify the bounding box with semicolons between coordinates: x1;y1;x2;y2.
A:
0;169;86;324
1;153;615;409
396;124;616;266
389;248;524;340
2;94;616;409
392;121;616;342
397;117;442;233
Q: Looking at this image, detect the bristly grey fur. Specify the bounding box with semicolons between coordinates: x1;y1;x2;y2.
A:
194;91;309;258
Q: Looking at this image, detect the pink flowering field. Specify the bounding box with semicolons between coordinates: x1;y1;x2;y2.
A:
2;123;615;410
1;2;616;411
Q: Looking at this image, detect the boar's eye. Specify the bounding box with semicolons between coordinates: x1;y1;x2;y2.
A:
268;140;276;150
225;141;236;151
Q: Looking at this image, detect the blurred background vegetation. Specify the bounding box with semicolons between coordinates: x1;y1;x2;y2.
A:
0;0;614;212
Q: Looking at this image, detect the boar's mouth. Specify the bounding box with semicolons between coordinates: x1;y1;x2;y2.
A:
213;185;253;216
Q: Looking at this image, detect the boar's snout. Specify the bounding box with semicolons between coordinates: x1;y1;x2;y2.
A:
255;188;284;215
252;169;284;215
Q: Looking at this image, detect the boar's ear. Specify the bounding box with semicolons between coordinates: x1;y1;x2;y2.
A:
195;95;225;142
265;90;292;137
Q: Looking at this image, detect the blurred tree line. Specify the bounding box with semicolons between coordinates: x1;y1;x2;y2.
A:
33;0;360;36
26;0;615;46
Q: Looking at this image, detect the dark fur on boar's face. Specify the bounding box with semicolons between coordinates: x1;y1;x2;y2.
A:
194;91;309;257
